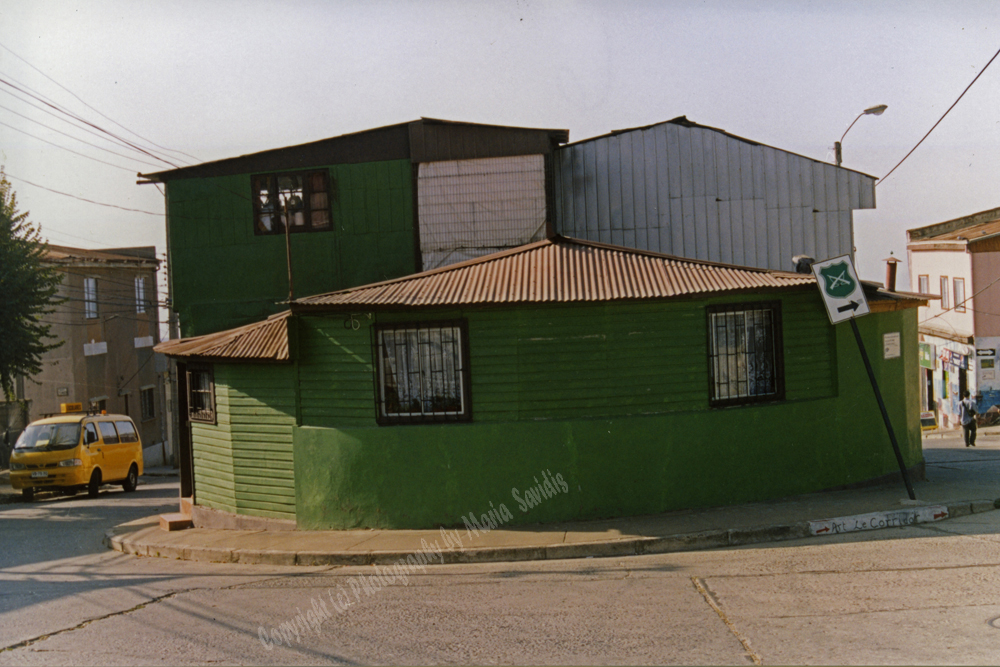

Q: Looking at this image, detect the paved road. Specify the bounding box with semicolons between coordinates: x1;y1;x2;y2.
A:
1;435;999;665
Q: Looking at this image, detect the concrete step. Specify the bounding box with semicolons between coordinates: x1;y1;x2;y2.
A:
159;513;193;532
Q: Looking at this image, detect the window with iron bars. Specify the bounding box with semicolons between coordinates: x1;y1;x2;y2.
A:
140;386;156;421
707;302;784;407
252;170;331;235
374;321;471;424
187;366;216;424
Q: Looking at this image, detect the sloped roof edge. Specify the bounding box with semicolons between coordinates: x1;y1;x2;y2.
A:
561;116;877;181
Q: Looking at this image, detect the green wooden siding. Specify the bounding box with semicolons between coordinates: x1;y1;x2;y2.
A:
167;160;415;337
296;291;836;427
190;364;296;520
290;291;919;530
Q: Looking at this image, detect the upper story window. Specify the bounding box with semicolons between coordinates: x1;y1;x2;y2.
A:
252;170;331;235
84;278;98;319
187;365;216;424
954;278;966;313
707;302;785;407
135;276;146;314
374;321;471;425
918;275;929;294
940;276;950;310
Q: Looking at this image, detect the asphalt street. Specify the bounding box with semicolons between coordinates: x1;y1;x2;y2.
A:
0;434;999;665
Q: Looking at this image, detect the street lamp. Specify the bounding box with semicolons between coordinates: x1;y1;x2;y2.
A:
835;104;888;167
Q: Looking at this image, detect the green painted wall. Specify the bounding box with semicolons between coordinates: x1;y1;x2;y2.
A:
191;364;296;520
167;160;415;337
286;292;922;530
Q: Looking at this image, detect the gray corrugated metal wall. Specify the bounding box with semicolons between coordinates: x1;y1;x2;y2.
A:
553;122;876;271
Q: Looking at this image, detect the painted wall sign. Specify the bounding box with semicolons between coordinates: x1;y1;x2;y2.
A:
982;359;995;369
809;506;949;536
919;342;936;369
949;350;968;370
811;255;870;325
883;332;901;359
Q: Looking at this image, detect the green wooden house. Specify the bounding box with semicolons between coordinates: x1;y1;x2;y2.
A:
156;237;927;530
140;118;569;339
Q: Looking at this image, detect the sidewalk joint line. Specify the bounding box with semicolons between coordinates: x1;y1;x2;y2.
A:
692;576;762;665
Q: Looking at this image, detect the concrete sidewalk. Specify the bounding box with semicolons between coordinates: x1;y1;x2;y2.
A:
103;430;1000;567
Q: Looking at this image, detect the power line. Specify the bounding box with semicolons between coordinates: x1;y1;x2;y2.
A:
0;75;180;169
3;170;165;216
0;119;142;173
0;83;163;164
0;99;163;168
0;40;201;164
879;46;1000;186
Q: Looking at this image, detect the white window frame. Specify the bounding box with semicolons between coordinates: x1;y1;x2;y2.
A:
940;276;950;310
84;278;98;319
135;276;146;314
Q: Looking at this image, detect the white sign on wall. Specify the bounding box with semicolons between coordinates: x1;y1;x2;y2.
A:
883;332;901;359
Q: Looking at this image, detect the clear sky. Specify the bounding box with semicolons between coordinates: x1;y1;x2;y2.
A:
2;0;999;295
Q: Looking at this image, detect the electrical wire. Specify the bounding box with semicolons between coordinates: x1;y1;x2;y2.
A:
0;97;164;168
0;40;201;163
0;119;143;173
879;45;1000;186
3;170;164;215
919;271;1000;324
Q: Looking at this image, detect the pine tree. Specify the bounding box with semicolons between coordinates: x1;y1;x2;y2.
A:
0;169;63;400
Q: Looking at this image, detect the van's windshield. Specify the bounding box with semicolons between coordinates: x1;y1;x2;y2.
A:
14;423;82;451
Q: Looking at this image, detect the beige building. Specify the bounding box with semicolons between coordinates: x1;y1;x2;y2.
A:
1;245;166;466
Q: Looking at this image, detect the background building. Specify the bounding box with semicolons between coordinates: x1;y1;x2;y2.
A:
0;245;167;468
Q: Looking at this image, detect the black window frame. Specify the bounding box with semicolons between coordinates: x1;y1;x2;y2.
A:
252;169;332;235
373;319;472;425
706;301;785;408
140;386;156;422
187;365;216;424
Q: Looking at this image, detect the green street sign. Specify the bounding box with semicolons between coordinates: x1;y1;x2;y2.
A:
818;261;857;298
811;255;870;325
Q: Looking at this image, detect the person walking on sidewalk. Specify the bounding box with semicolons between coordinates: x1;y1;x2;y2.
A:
960;390;978;447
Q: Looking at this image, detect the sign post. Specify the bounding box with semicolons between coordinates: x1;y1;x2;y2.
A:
812;255;916;500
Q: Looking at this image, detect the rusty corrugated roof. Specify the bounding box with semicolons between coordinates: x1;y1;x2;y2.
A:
293;236;816;309
154;311;291;361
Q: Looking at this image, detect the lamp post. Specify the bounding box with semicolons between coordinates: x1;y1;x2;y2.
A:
835;104;887;166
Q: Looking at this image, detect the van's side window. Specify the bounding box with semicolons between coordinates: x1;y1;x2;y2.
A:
84;423;99;445
115;421;139;443
97;422;120;444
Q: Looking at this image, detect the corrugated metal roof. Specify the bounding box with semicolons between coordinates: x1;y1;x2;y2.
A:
155;311;291;361
292;236;817;309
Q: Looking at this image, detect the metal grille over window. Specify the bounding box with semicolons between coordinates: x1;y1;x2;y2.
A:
375;322;470;424
188;367;215;423
253;170;331;234
135;276;146;313
140;387;155;421
708;302;784;406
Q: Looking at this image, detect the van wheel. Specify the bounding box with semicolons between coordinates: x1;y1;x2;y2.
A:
87;470;102;498
122;465;138;493
22;488;34;502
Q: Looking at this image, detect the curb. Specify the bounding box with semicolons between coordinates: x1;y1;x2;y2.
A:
104;499;1000;567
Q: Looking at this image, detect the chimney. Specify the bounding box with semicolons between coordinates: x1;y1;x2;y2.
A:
884;254;901;292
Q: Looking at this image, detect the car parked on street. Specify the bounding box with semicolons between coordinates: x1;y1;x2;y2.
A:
8;413;144;500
